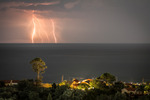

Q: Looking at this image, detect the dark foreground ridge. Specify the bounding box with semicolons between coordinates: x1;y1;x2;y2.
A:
0;72;150;100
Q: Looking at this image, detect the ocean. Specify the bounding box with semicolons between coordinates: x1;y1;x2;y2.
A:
0;43;150;83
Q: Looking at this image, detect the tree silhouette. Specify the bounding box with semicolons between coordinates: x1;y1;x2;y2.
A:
100;73;116;83
30;57;47;84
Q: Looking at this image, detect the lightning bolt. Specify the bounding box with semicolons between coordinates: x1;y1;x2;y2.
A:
32;14;36;43
34;17;46;43
51;19;57;43
31;11;57;43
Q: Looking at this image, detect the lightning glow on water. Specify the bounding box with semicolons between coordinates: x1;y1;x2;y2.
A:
31;11;57;43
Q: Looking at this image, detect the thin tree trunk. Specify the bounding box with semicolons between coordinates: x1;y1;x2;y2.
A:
37;71;39;81
36;71;40;86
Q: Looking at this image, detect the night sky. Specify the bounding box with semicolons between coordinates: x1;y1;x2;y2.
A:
0;0;150;43
0;0;150;82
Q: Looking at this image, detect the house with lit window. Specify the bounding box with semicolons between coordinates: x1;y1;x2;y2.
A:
1;80;19;86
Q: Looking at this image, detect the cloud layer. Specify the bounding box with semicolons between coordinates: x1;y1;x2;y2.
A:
0;0;150;43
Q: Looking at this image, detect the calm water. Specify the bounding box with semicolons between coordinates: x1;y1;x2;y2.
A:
0;43;150;83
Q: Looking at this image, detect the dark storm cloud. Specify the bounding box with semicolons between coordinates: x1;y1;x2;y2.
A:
0;0;77;11
0;0;150;43
1;0;150;13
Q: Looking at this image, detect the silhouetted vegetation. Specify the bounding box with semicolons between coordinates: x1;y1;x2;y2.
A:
30;57;47;85
0;77;150;100
0;58;150;100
